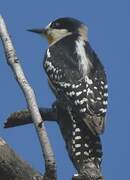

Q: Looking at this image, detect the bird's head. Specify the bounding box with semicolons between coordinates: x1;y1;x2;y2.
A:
28;17;88;45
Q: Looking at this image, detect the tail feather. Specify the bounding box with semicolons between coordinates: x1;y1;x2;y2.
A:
56;104;103;179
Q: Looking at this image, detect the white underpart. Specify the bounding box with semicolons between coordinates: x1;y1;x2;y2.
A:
76;38;92;76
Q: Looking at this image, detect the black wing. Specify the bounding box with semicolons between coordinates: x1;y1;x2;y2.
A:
43;35;108;134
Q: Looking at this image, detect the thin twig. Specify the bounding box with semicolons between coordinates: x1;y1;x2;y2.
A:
0;16;56;180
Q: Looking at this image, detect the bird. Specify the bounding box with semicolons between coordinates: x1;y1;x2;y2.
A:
28;17;108;179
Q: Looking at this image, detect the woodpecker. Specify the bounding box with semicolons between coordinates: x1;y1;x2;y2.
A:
28;17;108;179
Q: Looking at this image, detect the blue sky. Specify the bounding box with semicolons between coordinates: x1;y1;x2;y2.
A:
0;0;130;179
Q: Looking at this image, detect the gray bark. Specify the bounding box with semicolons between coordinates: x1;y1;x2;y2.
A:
4;108;57;128
0;138;42;180
0;16;56;179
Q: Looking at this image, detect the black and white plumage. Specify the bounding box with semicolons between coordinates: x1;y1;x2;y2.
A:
55;102;103;179
43;25;108;135
29;17;108;179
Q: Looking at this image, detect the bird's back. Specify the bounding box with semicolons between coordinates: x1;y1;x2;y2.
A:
43;33;108;135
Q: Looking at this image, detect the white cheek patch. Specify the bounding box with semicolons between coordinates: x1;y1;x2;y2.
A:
49;28;68;38
48;28;72;45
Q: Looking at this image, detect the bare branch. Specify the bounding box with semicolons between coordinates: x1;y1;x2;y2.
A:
4;107;57;128
0;138;42;180
0;16;56;179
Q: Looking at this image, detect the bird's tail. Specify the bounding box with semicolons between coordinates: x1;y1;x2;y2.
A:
56;104;103;179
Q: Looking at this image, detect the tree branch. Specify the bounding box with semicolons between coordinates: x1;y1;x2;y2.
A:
4;107;57;128
0;16;56;179
0;138;43;180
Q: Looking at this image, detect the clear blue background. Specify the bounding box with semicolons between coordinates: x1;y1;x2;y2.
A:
0;0;129;179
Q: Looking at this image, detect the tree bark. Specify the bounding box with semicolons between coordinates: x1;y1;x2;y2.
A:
0;16;56;179
4;107;57;128
0;138;42;180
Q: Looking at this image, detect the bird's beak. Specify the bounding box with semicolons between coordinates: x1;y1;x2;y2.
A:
27;28;47;36
28;27;53;44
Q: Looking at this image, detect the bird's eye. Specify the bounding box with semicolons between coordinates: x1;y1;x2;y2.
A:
51;22;60;28
55;22;60;27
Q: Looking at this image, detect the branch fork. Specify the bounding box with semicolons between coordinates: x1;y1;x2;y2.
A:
0;15;56;180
